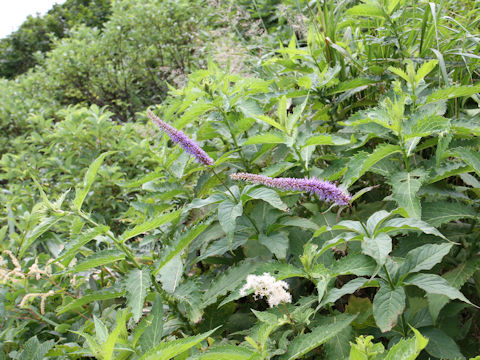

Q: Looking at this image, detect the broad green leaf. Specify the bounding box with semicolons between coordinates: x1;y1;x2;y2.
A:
420;327;464;360
304;134;350;147
405;115;450;140
57;288;124;314
414;59;438;83
125;268;152;322
158;254;183;293
121;210;180;243
139;294;163;352
153;222;208;275
245;187;288;211
388;66;410;82
56;225;109;263
202;259;261;307
366;210;394;236
324;326;352;360
66;250;125;274
422;201;477;226
373;285;406;333
327;78;377;95
379;217;446;240
244;109;286;132
20;216;63;257
94;316;108;344
345;4;385;18
259;232;289;259
321;278;370;307
344;144;402;187
455;148;480;176
428;257;480;321
244;132;287;145
140;328;218;360
404;273;474;305
388;169;428;219
74;151;115;211
195;345;259;360
19;337;54;360
332;254;376;276
402;243;452;275
217;199;243;240
174;281;203;323
425;83;480;104
384;327;428;359
278;314;357;360
361;233;392;266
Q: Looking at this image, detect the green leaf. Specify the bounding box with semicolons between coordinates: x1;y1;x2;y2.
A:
243;132;287;145
388;169;428;219
321;278;370;307
19;337;54;360
217;199;243;240
121;210;180;243
455;148;480;176
140;328;219;360
361;233;392;266
158;254;183;293
404;273;474;305
422;201;477;226
66;250;125;274
344;144;402;187
125;268;152;322
406;115;450;140
384;327;428;359
346;4;385;18
56;225;109;263
324;326;352;360
101;310;129;360
402;243;453;275
286;95;308;134
94;316;108;344
420;327;464;360
259;232;289;260
379;217;447;240
245;187;288;211
332;254;377;276
195;345;259;360
304;134;350;147
388;66;410;82
153;222;209;275
425;83;480;104
140;294;163;352
57;288;124;314
373;285;406;333
414;60;438;83
20;216;63;257
278;314;357;360
73;151;115;211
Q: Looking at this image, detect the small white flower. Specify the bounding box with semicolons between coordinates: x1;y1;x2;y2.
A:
240;272;292;308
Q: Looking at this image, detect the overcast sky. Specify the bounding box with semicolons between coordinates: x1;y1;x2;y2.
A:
0;0;67;39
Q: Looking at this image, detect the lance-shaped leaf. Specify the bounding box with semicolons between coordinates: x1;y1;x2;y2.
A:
139;294;163;352
195;345;259;360
125;268;152;322
120;210;180;243
378;217;446;240
66;250;125;274
455;147;480;176
320;278;373;307
56;225;109;263
422;201;477;226
304;134;350;147
388;169;428;219
244;186;288;211
20;216;63;257
57;287;125;314
373;285;406;333
401;243;453;275
425;83;480;104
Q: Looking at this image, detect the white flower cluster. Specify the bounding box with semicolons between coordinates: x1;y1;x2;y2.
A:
239;272;292;308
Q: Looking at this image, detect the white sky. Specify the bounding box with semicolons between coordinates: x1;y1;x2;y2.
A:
0;0;67;39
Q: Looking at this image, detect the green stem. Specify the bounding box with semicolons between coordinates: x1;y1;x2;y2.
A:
383;265;395;290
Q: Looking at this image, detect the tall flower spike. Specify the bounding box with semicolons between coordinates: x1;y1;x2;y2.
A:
147;110;214;166
231;172;351;206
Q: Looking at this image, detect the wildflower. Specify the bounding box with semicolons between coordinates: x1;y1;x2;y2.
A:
147;110;214;166
230;173;351;206
240;272;292;307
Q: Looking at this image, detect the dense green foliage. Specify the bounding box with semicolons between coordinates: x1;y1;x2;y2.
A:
0;0;111;79
1;0;480;359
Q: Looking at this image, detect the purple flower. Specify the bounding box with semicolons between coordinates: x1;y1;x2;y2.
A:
147;110;214;166
231;172;351;205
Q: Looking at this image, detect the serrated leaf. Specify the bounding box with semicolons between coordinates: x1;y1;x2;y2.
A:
324;325;352;360
140;328;218;360
404;273;474;305
195;345;259;360
332;254;377;276
94;316;108;344
384;327;428;359
304;135;350;147
57;288;124;314
74;151;115;211
153;222;209;275
406;115;450;140
379;217;446;240
125;268;152;322
279;314;357;360
422;201;477;226
402;243;453;275
414;60;438;83
174;281;203;323
66;250;125;274
373;285;406;332
321;278;370;307
101;310;129;360
425;83;480;104
362;233;392;266
245;187;288;211
56;225;109;263
388;169;428;219
19;337;54;360
244;132;287;145
158;254;183;293
140;294;163;352
344;144;402;187
455;147;480;176
121;210;180;243
20;216;63;257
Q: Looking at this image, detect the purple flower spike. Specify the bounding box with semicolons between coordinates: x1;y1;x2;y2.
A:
147;110;214;166
231;172;351;206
